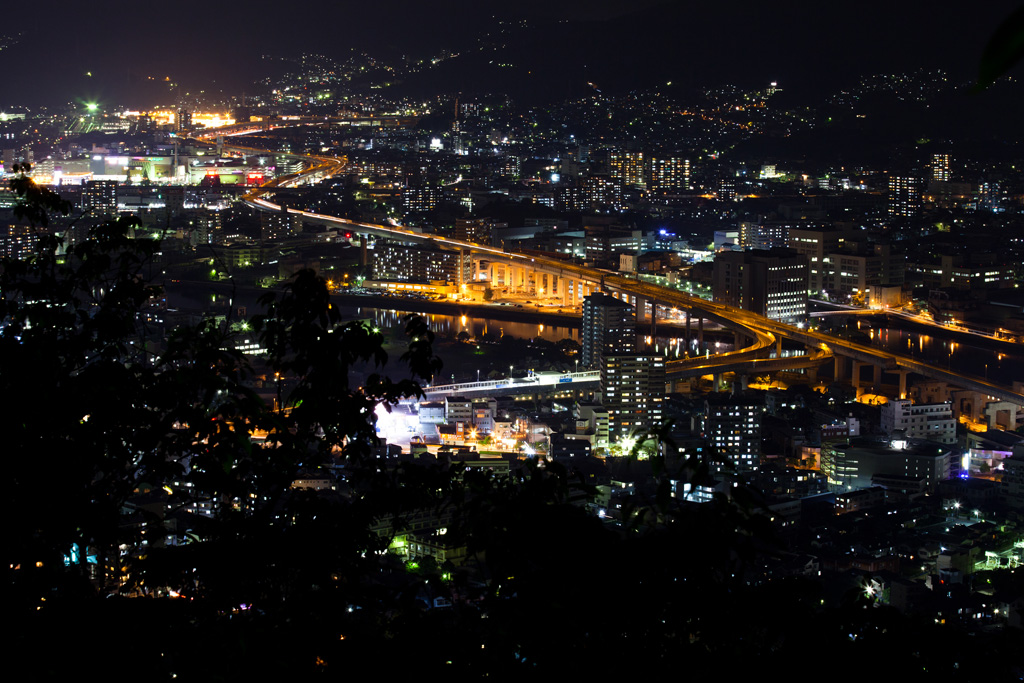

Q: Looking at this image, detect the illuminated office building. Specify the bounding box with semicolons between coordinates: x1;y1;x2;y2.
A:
931;153;951;182
609;149;645;189
373;241;471;285
888;176;921;218
712;248;808;325
646;156;690;193
581;292;636;369
701;394;764;475
601;353;665;441
81;180;118;217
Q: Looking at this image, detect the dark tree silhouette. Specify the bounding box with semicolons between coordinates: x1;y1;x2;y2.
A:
6;166;1022;681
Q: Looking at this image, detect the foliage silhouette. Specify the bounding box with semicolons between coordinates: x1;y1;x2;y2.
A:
7;167;1023;680
977;4;1024;90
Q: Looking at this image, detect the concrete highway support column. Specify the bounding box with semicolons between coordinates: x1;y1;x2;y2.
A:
776;337;783;358
685;312;691;354
873;364;883;391
898;369;910;399
698;316;704;351
852;361;865;391
833;355;846;382
360;237;368;266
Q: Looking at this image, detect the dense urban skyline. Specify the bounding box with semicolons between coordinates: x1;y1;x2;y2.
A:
5;1;1024;678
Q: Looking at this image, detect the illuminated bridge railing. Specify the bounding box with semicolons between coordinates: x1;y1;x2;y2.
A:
421;371;600;397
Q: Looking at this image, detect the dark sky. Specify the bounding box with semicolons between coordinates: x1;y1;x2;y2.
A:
1;0;1020;108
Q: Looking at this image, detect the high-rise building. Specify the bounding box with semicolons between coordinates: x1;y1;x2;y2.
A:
601;353;665;442
261;210;301;241
828;243;904;301
81;180;118;217
701;393;764;475
609;149;645;190
712;248;808;325
646;156;690;194
0;220;40;260
581;292;636;369
373;242;471;285
717;177;737;202
402;185;442;213
454;217;506;246
581;174;622;212
176;110;193;134
738;220;790;251
888;176;921;218
787;225;849;296
931;153;951;182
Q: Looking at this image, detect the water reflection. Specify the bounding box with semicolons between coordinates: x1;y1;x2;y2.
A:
348;307;579;343
872;326;1022;380
340;306;720;358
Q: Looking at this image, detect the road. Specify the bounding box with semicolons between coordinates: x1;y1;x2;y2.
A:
196;131;1024;406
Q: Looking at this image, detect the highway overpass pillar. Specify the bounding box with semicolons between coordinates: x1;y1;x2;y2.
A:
684;311;691;351
360;238;368;266
898;369;910;399
651;302;658;341
698;316;704;351
776;336;783;358
852;361;865;391
873;364;883;391
833;355;847;381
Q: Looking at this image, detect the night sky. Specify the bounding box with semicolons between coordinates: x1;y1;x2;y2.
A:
1;0;1021;108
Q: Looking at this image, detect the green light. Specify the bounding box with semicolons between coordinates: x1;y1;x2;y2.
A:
85;102;98;112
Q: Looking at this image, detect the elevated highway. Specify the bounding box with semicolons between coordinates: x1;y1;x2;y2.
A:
221;136;1024;408
421;371;599;399
191;114;422;139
